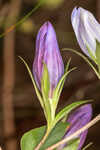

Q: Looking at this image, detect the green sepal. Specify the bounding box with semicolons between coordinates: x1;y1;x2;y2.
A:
62;48;100;79
53;100;92;126
86;44;97;64
41;62;52;126
96;40;100;73
18;56;45;110
20;121;69;150
52;61;76;113
62;138;80;150
53;58;72;103
41;62;50;99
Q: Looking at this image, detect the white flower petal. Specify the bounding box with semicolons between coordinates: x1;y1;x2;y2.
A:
71;7;100;59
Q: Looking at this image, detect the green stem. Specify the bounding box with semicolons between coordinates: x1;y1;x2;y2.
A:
34;129;50;150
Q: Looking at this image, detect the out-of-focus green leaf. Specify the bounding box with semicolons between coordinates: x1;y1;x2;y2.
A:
0;0;46;38
19;19;35;33
44;0;64;9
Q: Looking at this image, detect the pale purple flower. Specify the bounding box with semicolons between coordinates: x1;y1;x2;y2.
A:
71;7;100;58
59;104;92;150
33;21;64;97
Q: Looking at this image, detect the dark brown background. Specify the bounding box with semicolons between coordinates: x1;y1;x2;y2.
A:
0;0;100;150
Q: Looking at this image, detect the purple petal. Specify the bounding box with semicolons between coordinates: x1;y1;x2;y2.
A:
59;104;92;150
33;21;64;97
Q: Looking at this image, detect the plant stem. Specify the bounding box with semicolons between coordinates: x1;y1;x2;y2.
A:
34;130;50;150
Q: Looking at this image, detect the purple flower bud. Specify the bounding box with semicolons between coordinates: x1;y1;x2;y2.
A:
71;7;100;58
59;104;92;150
33;21;64;97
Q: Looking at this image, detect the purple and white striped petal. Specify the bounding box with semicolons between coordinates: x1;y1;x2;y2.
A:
71;7;100;58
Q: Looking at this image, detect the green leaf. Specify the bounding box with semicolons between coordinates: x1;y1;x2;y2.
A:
40;122;69;150
62;48;100;79
21;122;69;150
62;139;80;150
96;40;100;73
54;100;92;126
21;126;46;150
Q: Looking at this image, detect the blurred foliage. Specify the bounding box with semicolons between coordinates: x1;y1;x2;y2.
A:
19;19;35;34
43;0;65;9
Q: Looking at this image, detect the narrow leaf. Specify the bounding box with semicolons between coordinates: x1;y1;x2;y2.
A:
82;142;93;150
54;100;92;126
18;57;45;110
53;67;76;112
0;0;46;38
57;58;72;98
62;48;100;79
65;58;71;72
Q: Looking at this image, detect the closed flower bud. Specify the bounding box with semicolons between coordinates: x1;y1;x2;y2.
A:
33;21;64;97
59;104;92;150
71;7;100;61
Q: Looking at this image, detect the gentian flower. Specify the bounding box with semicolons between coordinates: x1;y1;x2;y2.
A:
33;21;64;98
71;7;100;62
58;104;92;150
